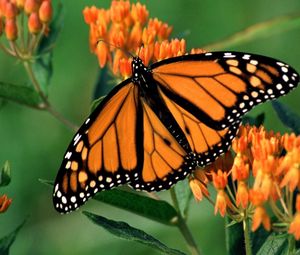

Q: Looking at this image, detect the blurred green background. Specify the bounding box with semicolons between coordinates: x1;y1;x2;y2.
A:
0;0;300;254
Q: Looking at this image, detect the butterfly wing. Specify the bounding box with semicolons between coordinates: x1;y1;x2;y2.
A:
129;99;197;191
148;51;299;168
152;51;299;130
157;88;241;167
53;80;143;213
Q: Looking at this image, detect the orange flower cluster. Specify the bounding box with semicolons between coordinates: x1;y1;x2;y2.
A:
83;0;204;78
190;125;300;239
0;0;52;57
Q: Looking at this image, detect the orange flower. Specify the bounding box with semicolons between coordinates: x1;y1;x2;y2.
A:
251;206;271;231
0;194;12;213
119;58;132;79
110;0;130;23
289;213;300;240
249;189;266;207
96;42;110;68
289;195;300;240
83;1;188;78
231;155;249;181
249;189;270;231
280;163;299;192
189;178;209;202
190;48;206;54
214;190;231;217
131;2;148;24
212;170;228;190
236;181;249;209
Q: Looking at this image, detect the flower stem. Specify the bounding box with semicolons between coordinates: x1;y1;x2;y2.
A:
288;234;295;254
243;218;252;255
170;188;202;255
23;60;78;131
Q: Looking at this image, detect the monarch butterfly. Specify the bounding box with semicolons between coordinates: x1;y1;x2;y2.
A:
53;51;299;213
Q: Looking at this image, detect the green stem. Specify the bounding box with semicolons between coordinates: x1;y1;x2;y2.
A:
0;43;16;56
23;60;49;104
287;234;295;254
23;60;78;131
170;189;202;255
243;218;252;255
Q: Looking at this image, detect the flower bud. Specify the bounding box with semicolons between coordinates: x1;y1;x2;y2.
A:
28;12;42;34
5;18;18;40
16;0;25;9
24;0;39;14
5;2;18;19
39;0;52;23
0;0;9;15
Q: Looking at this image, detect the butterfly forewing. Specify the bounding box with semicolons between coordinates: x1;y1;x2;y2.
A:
53;81;142;213
152;52;299;130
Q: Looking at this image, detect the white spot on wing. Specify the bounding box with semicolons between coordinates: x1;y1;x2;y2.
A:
250;60;258;65
242;54;251;60
282;75;289;82
64;152;72;159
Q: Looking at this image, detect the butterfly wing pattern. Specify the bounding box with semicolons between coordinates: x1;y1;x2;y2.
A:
53;51;299;213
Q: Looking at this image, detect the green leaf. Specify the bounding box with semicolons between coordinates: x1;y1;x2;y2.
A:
0;220;26;255
94;189;178;225
204;14;300;50
0;82;43;108
242;113;265;127
256;232;289;255
251;224;276;254
83;211;186;255
173;179;192;218
0;161;11;187
225;217;245;255
272;101;300;134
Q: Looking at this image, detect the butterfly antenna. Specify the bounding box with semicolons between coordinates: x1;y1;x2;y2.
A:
96;39;134;58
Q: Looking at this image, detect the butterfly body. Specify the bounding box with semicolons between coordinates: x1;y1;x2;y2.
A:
53;51;299;213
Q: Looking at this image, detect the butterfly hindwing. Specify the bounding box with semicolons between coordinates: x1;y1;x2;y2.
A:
157;87;241;167
129;100;197;191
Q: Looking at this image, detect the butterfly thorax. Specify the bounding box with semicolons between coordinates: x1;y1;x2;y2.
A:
131;57;153;92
